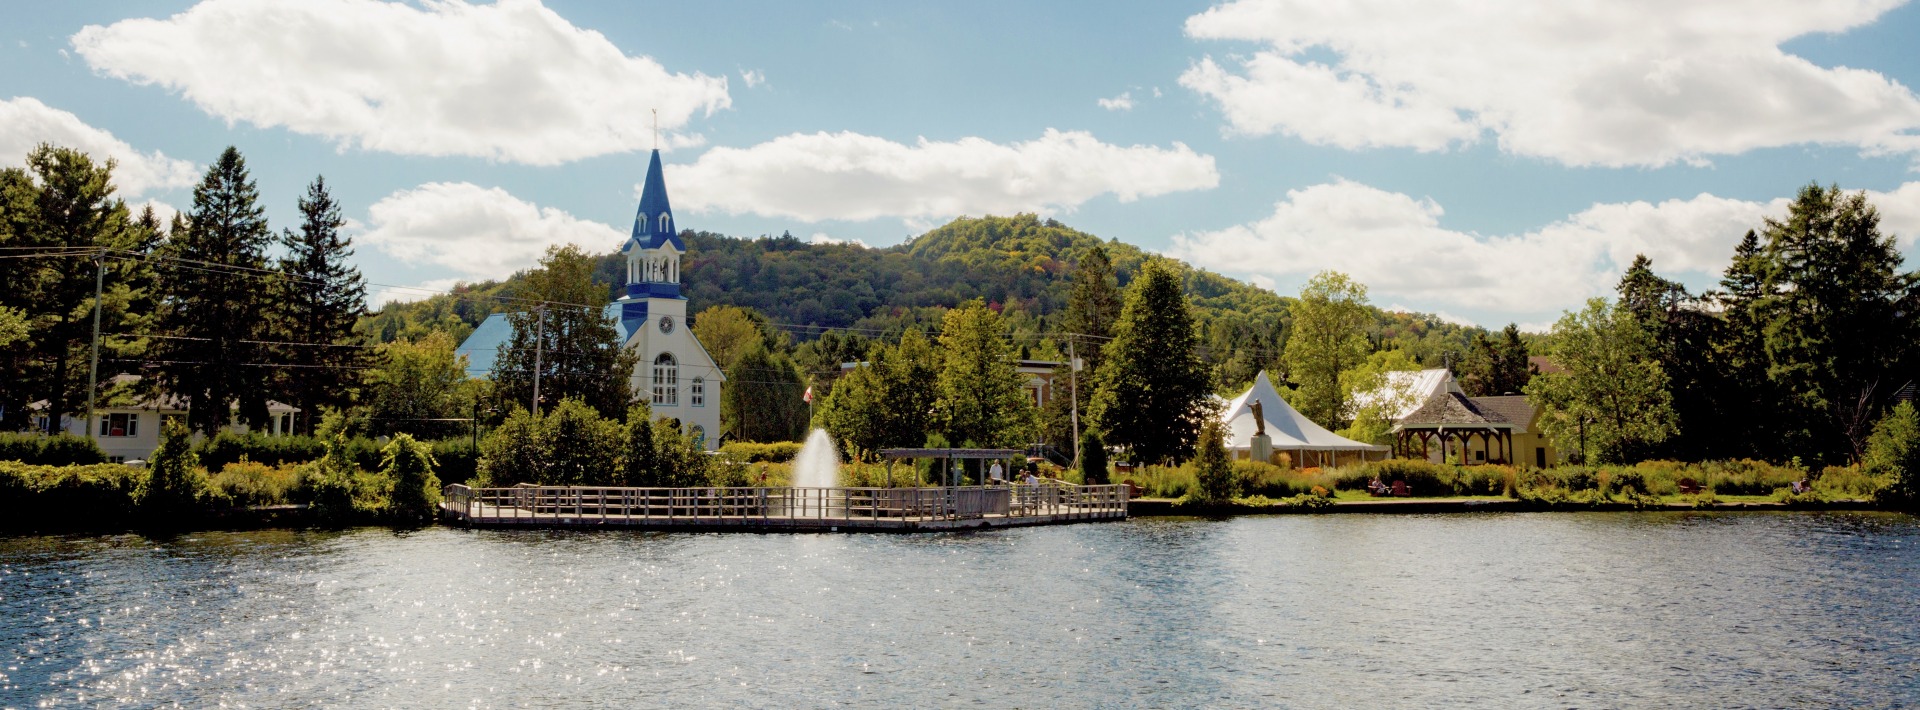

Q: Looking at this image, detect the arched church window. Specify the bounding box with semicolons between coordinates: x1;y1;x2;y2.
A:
658;213;671;233
691;377;705;407
653;352;678;406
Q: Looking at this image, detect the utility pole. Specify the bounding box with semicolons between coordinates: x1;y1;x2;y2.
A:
83;250;105;441
531;307;546;417
1068;335;1081;471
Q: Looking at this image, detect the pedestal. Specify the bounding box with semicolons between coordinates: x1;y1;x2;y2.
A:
1251;433;1273;466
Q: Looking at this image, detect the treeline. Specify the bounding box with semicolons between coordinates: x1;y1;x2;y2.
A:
0;144;366;437
1526;184;1919;469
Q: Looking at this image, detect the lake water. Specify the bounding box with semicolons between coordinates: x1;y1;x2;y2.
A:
3;512;1918;708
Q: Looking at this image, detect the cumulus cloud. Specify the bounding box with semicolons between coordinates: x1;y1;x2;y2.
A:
809;232;870;248
669;129;1218;222
370;277;468;308
740;69;765;89
358;182;623;281
1179;0;1920;167
0;97;199;195
72;0;730;165
1168;179;1920;316
1098;92;1134;111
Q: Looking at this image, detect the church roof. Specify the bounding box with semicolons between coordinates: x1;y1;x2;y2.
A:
455;313;515;376
627;149;684;252
1222;371;1386;451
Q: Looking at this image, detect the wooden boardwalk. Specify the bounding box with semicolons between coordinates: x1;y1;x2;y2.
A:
440;483;1130;532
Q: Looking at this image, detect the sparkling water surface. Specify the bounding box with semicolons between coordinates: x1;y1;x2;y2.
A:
3;512;1918;708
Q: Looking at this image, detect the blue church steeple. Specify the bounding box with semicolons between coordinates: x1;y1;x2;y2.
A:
619;149;685;310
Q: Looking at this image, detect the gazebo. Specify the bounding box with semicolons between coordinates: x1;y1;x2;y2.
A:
1392;391;1514;464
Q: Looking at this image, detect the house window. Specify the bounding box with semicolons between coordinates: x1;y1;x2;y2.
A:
653;352;678;406
100;413;138;438
691;377;705;407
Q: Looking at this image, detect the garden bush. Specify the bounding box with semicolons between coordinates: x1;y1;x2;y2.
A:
137;420;213;520
0;461;143;530
383;434;442;524
209;461;303;508
718;440;804;464
195;432;326;471
0;432;107;466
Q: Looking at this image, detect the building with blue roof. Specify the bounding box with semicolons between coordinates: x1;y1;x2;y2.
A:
456;149;725;449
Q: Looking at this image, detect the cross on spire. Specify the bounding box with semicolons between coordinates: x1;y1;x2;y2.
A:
651;108;658;151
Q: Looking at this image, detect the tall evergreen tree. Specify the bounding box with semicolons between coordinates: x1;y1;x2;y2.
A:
1614;254;1722;459
1707;230;1781;458
934;300;1030;447
1755;184;1915;463
273;176;366;434
490;245;640;419
1282;271;1372;428
1043;245;1123;450
1090;261;1213;465
1461;324;1534;396
153;146;277;436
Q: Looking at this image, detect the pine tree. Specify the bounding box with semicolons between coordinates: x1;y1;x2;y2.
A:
1190;419;1237;503
490;245;640;419
935;300;1031;447
153;147;276;436
273;176;366;434
1044;245;1123;451
1090;261;1213;465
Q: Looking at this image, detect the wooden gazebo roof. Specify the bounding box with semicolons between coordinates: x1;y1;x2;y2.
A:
1395;392;1513;430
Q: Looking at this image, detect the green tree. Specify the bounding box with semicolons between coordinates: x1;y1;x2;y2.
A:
1091;261;1214;465
934;300;1031;447
1044;245;1123;451
542;397;622;486
153;147;277;435
381;433;441;523
1339;348;1423;445
272;176;366;434
364;331;479;439
1078;428;1108;484
691;304;782;371
620;403;659;486
1524;298;1679;464
307;426;359;526
1864;401;1920;507
137;419;211;519
653;417;712;487
1282;271;1372;429
490;245;639;419
1190;419;1237;503
1461;324;1534;397
0;306;26;348
721;339;808;442
1755;184;1914;464
817;329;937;456
477;407;544;487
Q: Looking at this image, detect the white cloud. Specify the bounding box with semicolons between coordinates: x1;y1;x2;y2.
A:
1384;304;1474;327
740;69;765;89
132;199;180;227
1179;0;1920;167
1098;92;1134;111
370;277;467;308
670;129;1219;222
809;232;870;248
72;0;730;165
0;97;199;196
358;182;623;281
1168;179;1920;316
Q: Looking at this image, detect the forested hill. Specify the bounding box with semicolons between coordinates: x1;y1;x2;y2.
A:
359;214;1482;368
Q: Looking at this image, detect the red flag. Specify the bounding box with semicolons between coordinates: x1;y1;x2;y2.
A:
803;385;813;403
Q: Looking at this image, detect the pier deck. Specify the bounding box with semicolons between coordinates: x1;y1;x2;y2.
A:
440;483;1130;531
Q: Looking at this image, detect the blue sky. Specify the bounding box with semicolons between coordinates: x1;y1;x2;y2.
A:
4;0;1919;329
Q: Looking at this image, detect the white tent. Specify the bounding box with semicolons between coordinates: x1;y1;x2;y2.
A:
1222;371;1388;466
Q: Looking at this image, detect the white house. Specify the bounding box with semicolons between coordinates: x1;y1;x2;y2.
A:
457;149;725;449
27;375;301;463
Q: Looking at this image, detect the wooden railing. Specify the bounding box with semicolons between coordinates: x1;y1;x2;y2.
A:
441;483;1129;527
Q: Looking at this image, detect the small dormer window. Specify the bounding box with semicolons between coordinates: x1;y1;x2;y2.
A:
658;213;671;232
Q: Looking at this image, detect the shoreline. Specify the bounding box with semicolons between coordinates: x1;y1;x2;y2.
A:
1129;496;1886;516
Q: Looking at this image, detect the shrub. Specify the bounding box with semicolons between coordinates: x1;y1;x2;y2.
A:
0;461;143;530
209;461;303;508
543;398;621;486
718;441;805;464
477;407;543;487
303;433;361;527
137;420;212;520
1866;401;1920;507
383;434;442;524
1121;465;1194;499
195;432;326;471
1190;421;1237;503
1080;429;1109;484
430;438;478;485
0;432;107;466
1813;465;1884;500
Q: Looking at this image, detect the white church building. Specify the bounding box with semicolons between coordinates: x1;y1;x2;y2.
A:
458;149;724;449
